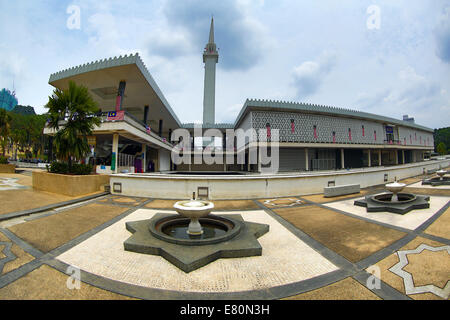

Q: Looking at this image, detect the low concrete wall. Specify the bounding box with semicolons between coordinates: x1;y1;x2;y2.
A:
33;171;110;196
110;160;450;200
0;164;16;173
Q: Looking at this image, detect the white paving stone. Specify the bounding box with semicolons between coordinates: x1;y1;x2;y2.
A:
408;181;450;189
56;209;338;293
0;177;28;191
324;196;450;230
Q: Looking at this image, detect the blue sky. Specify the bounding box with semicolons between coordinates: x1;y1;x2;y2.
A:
0;0;449;129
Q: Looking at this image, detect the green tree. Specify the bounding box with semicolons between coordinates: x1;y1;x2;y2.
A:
434;127;450;152
0;108;12;156
437;142;447;155
9;112;28;159
45;81;100;170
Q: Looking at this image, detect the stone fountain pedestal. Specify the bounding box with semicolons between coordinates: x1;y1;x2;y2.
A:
354;180;430;214
123;198;270;273
173;200;214;235
422;170;450;186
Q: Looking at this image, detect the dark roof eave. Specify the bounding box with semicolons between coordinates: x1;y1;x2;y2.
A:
48;53;182;127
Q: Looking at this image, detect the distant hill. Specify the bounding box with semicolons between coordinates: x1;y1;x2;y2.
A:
434;127;450;153
11;105;36;116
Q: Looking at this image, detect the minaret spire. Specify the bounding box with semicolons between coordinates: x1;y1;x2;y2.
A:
202;17;219;125
208;17;214;44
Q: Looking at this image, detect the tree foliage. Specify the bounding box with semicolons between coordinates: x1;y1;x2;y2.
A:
434;127;450;154
45;81;100;169
0;108;12;156
437;142;447;155
8;112;47;159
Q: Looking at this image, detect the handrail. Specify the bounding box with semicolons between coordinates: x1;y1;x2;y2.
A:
99;111;173;147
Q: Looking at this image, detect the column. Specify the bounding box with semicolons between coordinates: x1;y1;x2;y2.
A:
368;149;371;167
305;148;309;171
143;106;149;125
158;119;163;137
115;81;126;112
341;148;345;169
402;150;405;165
112;133;119;173
378;149;382;166
142;144;146;173
257;147;262;173
395;150;399;165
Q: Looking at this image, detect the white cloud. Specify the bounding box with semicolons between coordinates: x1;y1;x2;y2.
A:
292;51;337;98
162;0;269;70
434;6;450;63
0;1;449;129
354;66;447;127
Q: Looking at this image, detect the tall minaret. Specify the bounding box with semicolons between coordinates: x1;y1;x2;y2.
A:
202;17;219;125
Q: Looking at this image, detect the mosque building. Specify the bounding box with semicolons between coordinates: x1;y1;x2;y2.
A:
44;18;434;174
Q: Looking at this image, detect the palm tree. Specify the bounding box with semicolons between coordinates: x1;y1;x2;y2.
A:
0;108;12;157
46;81;100;171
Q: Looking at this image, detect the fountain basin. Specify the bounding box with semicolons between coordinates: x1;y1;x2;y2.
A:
436;170;447;179
422;170;450;186
124;213;270;273
173;200;214;218
149;215;241;246
372;193;417;204
354;193;430;214
173;200;214;235
385;181;406;194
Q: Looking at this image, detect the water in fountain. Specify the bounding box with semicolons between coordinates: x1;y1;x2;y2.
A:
162;219;228;240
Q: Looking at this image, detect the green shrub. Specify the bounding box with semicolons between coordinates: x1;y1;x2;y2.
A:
71;163;93;175
0;156;8;164
47;161;69;174
47;161;93;175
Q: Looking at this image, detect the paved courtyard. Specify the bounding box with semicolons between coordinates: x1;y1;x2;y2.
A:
0;171;448;300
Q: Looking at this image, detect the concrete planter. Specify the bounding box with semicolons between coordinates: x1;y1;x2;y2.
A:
32;171;110;196
0;164;16;173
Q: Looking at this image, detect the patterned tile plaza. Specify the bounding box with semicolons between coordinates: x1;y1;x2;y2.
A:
56;209;339;293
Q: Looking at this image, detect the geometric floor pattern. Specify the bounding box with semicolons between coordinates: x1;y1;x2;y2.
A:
0;178;28;191
56;209;339;293
0;176;449;300
323;196;450;230
260;197;305;208
0;241;16;274
389;244;450;299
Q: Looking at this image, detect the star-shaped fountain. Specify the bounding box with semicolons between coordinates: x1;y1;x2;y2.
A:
124;213;269;273
354;180;430;214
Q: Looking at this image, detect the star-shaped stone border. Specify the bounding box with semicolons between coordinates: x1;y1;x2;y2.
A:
389;243;450;299
124;213;269;273
263;198;304;207
0;178;28;191
354;193;430;214
0;241;17;275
